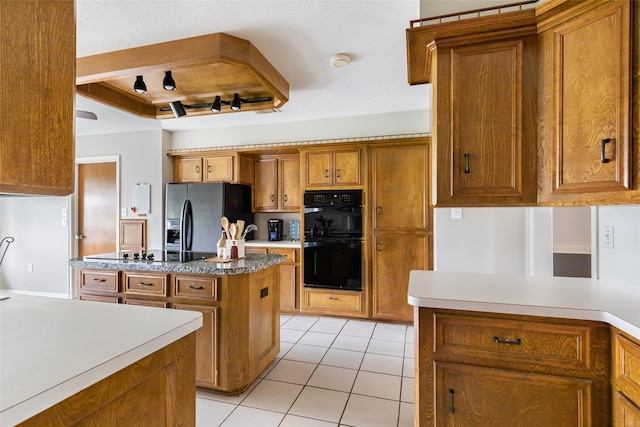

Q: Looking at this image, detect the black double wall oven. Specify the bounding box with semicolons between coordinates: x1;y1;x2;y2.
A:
303;190;362;291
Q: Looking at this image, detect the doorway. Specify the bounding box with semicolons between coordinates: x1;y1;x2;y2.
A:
75;158;119;258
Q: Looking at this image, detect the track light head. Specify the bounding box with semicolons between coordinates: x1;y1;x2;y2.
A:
211;96;221;113
231;93;241;111
133;75;147;94
169;101;186;118
163;71;176;91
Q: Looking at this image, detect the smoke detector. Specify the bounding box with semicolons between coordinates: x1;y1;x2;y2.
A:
330;53;351;68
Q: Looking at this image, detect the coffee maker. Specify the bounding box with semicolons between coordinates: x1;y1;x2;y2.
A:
268;219;284;241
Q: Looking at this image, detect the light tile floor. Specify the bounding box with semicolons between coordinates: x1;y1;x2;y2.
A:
196;314;414;427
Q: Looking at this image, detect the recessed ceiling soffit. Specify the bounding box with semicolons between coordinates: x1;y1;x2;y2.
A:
76;32;289;119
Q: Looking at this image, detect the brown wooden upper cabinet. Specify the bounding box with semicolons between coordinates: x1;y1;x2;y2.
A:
172;153;254;185
0;0;75;196
429;22;538;207
301;147;363;188
254;154;300;212
537;0;639;205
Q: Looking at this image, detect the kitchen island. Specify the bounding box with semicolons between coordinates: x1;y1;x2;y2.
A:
0;293;202;426
69;252;284;394
408;271;640;426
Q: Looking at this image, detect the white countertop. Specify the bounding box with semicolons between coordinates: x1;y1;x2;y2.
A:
245;240;302;249
408;271;640;340
0;294;202;426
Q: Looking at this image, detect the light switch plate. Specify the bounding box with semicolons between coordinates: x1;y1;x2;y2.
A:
451;208;462;219
603;226;614;249
121;207;127;217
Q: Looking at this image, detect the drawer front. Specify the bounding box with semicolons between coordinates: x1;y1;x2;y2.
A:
80;270;119;292
124;272;167;296
614;333;640;405
80;294;120;304
434;312;592;369
173;276;219;301
125;299;169;308
245;247;268;254
304;289;361;314
268;247;297;264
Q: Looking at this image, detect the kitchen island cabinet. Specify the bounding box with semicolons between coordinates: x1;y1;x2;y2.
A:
70;252;284;394
0;294;201;426
408;271;640;426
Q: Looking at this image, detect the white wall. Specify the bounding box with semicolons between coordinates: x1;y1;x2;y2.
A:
76;129;170;250
170;110;430;150
597;205;640;290
434;207;532;275
553;207;591;254
0;196;72;297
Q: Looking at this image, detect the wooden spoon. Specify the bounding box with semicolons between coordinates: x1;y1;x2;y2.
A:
236;220;245;239
220;217;231;240
229;223;237;241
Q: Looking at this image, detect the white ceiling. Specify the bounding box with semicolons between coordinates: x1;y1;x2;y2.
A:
75;0;519;136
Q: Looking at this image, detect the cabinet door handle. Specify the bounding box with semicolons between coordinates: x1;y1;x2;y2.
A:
284;194;288;202
376;242;381;252
196;165;200;173
324;169;330;178
336;169;341;178
493;336;521;345
449;389;455;414
376;206;382;217
138;282;154;287
208;164;212;173
188;285;204;290
601;138;611;163
464;153;470;174
271;194;275;202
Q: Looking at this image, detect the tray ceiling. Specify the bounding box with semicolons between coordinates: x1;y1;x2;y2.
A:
76;33;289;119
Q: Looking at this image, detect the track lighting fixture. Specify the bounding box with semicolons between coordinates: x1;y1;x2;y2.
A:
211;96;221;113
160;95;272;116
163;71;176;91
231;93;241;111
133;75;147;93
169;101;187;118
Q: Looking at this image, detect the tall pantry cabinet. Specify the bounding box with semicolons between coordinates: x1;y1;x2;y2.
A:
370;140;431;321
0;0;75;195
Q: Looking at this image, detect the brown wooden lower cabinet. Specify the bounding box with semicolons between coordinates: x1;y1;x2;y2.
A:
75;265;280;395
246;246;300;313
415;308;611;426
612;329;640;426
18;333;196;426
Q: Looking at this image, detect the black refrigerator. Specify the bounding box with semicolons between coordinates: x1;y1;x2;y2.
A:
165;183;253;252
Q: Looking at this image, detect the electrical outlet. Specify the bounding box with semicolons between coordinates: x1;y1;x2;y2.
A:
61;217;67;227
27;263;33;272
603;226;614;249
451;208;462;219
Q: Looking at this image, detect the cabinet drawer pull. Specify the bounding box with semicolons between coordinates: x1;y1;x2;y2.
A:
493;336;521;345
601;138;611;163
138;282;154;287
328;296;338;300
464;153;470;173
92;278;106;283
449;389;455;414
188;285;204;290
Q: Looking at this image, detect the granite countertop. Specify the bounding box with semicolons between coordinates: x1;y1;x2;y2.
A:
0;294;201;426
69;252;285;274
408;270;640;341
